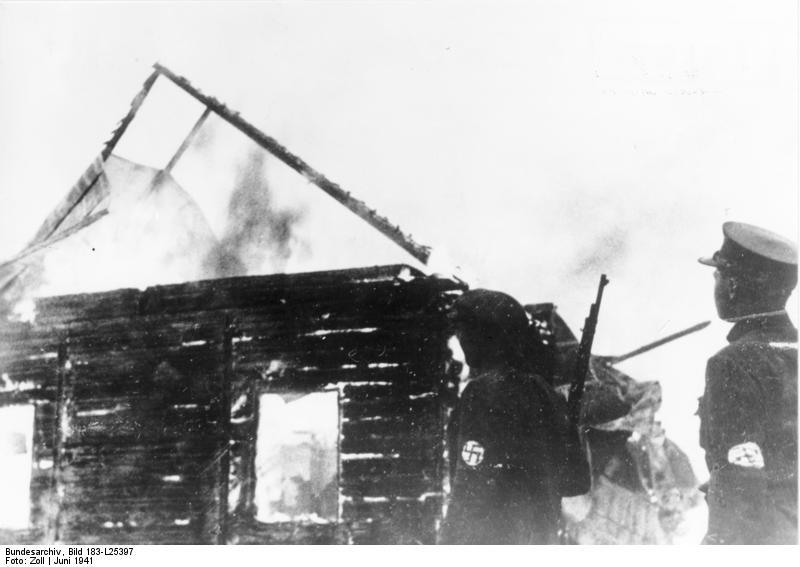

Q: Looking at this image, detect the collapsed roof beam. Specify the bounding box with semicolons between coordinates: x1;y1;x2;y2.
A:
0;211;110;271
101;69;161;162
164;107;212;174
152;63;432;265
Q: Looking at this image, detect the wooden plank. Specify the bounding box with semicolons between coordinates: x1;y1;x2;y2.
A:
340;456;440;498
60;485;211;507
63;405;221;445
0;322;57;350
228;519;342;545
61;465;211;488
235;345;417;373
59;493;210;522
341;382;433;402
340;477;435;498
341;496;442;521
231;298;454;330
341;413;440;438
59;494;213;515
34;288;141;325
60;507;203;531
65;453;212;475
142;276;460;318
61;462;219;490
0;389;54;405
64;440;216;460
58;473;218;544
234;363;424;391
341;397;438;420
238;328;422;354
22;264;459;332
342;497;442;544
67;350;221;376
0;354;60;387
64;321;224;352
67;363;221;402
59;524;202;545
340;432;440;455
144;265;426;306
341;457;436;478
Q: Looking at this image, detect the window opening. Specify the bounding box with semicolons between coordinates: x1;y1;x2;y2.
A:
254;391;339;523
0;404;35;529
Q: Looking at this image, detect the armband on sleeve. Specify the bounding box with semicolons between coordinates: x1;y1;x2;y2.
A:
727;442;764;470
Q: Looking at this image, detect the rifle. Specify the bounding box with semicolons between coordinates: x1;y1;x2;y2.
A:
567;274;609;426
605;320;710;366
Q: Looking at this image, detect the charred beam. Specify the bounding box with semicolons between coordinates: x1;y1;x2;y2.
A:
152;63;432;265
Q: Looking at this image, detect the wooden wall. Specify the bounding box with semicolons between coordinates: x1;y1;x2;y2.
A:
0;265;464;544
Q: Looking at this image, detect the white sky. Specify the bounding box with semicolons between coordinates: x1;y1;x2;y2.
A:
0;0;797;482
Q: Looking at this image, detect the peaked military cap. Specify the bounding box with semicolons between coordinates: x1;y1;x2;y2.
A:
699;221;798;284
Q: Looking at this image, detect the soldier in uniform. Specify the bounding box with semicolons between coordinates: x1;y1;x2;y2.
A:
439;289;590;544
697;221;798;544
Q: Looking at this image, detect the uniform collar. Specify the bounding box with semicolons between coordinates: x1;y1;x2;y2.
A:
727;310;796;343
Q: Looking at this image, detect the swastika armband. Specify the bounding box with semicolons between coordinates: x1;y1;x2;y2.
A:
727;442;765;469
461;440;485;467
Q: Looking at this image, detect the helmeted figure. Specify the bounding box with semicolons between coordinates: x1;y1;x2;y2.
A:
439;289;590;544
697;221;798;544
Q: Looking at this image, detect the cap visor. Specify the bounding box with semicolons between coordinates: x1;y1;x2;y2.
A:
697;256;719;267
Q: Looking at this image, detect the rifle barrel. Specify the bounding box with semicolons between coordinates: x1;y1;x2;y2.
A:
608;320;711;365
568;274;609;424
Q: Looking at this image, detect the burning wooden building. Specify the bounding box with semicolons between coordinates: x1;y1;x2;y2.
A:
0;65;468;544
0;264;464;544
0;64;703;546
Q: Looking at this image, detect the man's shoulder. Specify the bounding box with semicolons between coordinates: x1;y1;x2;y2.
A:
462;370;550;408
714;326;797;367
705;344;753;392
706;332;794;392
727;315;798;350
712;332;778;362
711;340;747;361
708;342;743;368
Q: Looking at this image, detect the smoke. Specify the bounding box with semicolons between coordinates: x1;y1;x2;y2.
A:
570;226;629;278
0;264;43;322
204;150;304;278
0;140;306;319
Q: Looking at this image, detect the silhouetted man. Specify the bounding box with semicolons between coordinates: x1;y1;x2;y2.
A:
697;221;798;544
440;289;590;544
